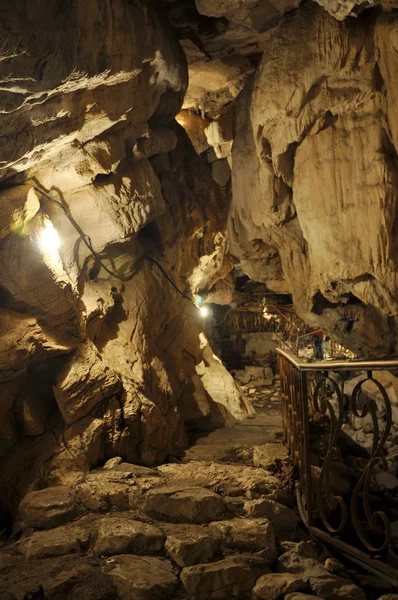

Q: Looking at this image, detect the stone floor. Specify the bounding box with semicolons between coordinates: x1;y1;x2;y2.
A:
185;378;283;464
0;381;396;600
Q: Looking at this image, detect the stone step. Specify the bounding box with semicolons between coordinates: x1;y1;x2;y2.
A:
144;484;226;523
180;555;257;599
208;517;277;561
103;555;178;600
17;486;81;529
94;514;165;555
163;523;221;567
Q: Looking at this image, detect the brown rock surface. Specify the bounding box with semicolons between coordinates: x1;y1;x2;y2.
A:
104;555;178;600
0;554;116;600
209;517;277;559
180;555;256;599
277;550;366;600
144;484;226;523
243;498;299;538
164;524;220;566
158;460;282;496
94;515;165;556
228;2;398;357
73;468;161;513
17;486;81;529
0;0;252;515
18;520;92;558
253;573;308;600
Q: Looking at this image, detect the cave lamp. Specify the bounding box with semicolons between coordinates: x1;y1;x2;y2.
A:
199;306;208;318
39;220;61;254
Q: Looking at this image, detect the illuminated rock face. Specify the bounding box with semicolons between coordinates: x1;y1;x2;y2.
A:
0;0;250;517
3;0;398;521
229;3;398;358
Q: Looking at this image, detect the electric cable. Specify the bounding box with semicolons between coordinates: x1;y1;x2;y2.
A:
144;256;194;304
34;186;197;306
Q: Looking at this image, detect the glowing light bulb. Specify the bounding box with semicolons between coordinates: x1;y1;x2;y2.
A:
199;306;208;318
40;221;60;253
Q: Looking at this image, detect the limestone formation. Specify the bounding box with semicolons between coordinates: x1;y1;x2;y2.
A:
209;517;277;558
17;486;81;529
180;555;256;599
144;484;226;523
277;550;366;600
0;439;382;600
103;555;178;600
93;515;165;556
243;498;299;538
2;1;398;598
228;2;398;357
0;0;254;516
18;521;91;559
164;524;221;567
253;573;308;600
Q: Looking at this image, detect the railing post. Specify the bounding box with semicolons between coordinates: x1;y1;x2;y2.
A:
300;371;313;526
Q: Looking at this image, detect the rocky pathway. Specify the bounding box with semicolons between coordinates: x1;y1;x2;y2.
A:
0;383;396;600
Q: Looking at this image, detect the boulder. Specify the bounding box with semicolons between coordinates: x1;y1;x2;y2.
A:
157;461;282;498
144;484;225;523
104;555;178;600
233;370;251;385
18;521;91;558
325;557;345;574
253;573;308;600
18;486;80;529
245;366;265;380
164;524;220;567
73;469;160;512
103;457;123;469
196;335;254;421
53;342;122;424
209;517;276;561
181;556;256;599
244;498;299;539
344;371;398;424
253;444;289;469
277;550;366;600
94;515;164;555
103;460;160;478
228;0;398;359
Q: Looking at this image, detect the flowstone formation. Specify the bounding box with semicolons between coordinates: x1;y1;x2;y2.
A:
158;0;398;359
228;3;398;358
0;0;251;520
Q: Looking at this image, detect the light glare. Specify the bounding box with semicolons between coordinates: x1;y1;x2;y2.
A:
199;306;208;317
40;222;60;253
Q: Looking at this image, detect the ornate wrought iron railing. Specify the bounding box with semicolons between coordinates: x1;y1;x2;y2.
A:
278;348;398;586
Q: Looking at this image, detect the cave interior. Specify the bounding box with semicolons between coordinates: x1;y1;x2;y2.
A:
2;0;398;598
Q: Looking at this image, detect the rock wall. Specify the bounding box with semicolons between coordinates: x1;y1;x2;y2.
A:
229;3;398;358
0;0;252;519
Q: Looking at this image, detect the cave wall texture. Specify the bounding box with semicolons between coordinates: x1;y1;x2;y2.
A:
2;0;398;515
0;0;251;517
162;0;398;359
228;2;398;358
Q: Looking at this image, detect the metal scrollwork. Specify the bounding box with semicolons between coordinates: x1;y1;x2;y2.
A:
313;375;347;535
350;373;392;553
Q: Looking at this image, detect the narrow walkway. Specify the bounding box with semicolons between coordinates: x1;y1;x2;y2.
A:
185;380;284;464
0;379;392;599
